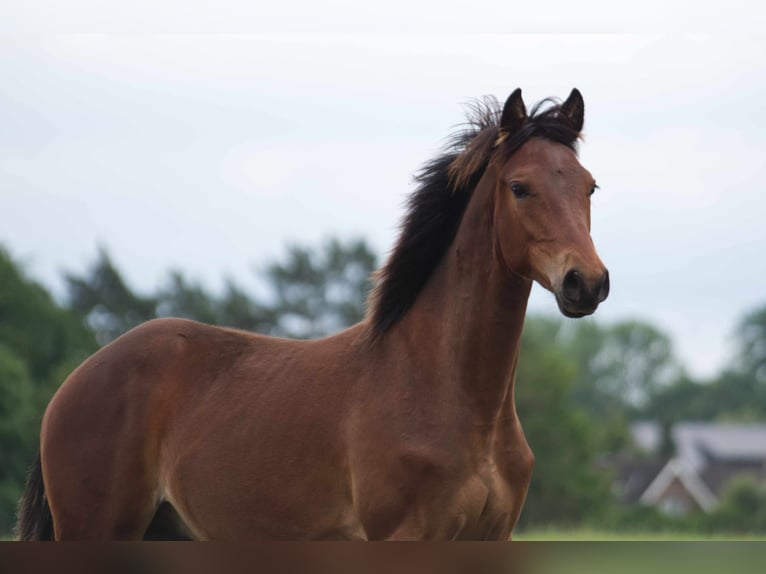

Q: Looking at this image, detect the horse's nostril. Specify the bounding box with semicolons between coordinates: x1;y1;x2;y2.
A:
598;270;610;302
562;269;583;303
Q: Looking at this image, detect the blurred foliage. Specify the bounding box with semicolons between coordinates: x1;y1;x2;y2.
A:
593;476;766;537
2;239;766;537
0;344;36;532
514;316;681;527
737;307;766;384
262;238;376;338
65;247;156;346
156;272;276;334
641;369;766;423
63;238;377;344
515;318;611;527
701;476;766;534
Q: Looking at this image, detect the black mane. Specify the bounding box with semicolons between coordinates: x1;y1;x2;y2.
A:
367;95;581;337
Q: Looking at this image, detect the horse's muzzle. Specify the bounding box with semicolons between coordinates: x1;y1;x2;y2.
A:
556;269;610;318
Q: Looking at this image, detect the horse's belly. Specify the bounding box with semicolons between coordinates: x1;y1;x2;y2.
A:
161;438;361;540
165;473;363;540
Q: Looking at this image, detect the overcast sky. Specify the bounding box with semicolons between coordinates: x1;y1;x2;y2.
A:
1;27;765;378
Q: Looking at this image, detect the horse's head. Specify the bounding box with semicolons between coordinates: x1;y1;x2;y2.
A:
490;88;609;317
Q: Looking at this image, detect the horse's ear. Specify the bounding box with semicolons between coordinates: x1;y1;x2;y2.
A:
500;88;527;134
560;88;584;133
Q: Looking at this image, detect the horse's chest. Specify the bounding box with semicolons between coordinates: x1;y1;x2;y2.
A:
449;461;519;539
353;422;533;539
445;432;535;539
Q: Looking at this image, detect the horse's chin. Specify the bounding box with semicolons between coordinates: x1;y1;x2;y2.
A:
556;298;598;319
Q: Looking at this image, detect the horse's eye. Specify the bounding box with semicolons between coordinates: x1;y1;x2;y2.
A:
510;182;529;199
590;183;600;196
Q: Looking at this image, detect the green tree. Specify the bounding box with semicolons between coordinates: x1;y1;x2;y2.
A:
513;316;687;528
566;319;682;412
0;345;36;531
156;271;218;325
215;280;277;333
703;476;766;533
262;238;377;338
515;316;612;527
156;273;276;334
0;249;96;387
737;305;766;383
641;302;766;425
643;369;766;424
65;248;157;345
66;238;377;344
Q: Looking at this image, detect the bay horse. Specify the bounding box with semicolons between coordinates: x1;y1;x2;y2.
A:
17;88;609;540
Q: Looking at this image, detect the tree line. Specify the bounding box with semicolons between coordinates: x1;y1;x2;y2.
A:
1;239;765;535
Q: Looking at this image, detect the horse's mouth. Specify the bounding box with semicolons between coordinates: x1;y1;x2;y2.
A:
556;297;599;319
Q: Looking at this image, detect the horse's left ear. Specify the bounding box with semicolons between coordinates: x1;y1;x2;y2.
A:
560;88;585;133
500;88;527;135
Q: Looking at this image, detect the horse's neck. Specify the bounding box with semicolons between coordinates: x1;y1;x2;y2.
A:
392;176;532;425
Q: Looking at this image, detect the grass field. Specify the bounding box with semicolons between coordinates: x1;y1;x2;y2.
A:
511;538;766;574
515;528;766;541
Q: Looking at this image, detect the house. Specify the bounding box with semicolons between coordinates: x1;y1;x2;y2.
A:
611;422;766;515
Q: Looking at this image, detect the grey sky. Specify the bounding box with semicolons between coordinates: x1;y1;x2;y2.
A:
1;33;765;378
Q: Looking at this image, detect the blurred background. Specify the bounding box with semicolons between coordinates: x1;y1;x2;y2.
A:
1;14;766;539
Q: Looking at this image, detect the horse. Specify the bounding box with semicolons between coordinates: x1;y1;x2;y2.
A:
17;88;609;540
